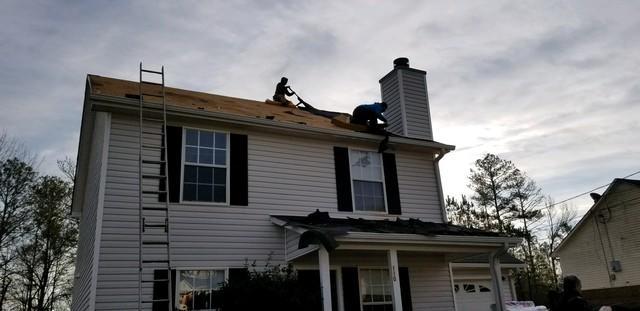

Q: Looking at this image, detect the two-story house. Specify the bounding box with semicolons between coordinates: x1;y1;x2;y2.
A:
554;178;640;305
70;58;521;311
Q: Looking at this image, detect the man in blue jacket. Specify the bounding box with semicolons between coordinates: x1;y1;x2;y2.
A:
351;102;388;128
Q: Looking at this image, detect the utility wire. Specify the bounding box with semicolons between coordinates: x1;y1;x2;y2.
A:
543;169;640;210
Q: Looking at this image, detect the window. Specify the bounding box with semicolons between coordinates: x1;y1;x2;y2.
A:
177;269;226;311
360;268;393;311
183;129;228;203
478;284;491;292
462;283;476;293
350;150;386;212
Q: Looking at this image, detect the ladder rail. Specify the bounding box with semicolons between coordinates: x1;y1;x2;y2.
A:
138;62;143;311
138;62;173;311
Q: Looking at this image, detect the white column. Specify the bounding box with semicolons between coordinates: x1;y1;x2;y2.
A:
489;249;505;311
387;249;403;311
318;245;332;311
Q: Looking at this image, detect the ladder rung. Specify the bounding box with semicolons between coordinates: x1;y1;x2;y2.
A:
142;144;165;150
142;190;167;195
142;260;169;264
142;207;168;211
141;80;163;86
141;69;163;74
141;92;164;98
142;241;169;245
142;174;166;179
142;117;165;123
142;279;169;283
144;223;167;228
142;160;166;164
142;299;169;303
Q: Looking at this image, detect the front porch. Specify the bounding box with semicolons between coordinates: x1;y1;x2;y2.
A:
271;213;521;311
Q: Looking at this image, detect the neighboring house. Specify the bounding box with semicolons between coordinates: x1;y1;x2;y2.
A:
70;58;521;311
554;178;640;303
450;253;524;311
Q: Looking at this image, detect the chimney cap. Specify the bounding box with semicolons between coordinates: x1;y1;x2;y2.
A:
394;57;410;68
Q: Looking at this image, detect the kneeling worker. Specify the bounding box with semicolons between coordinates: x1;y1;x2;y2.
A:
273;77;295;106
351;102;388;129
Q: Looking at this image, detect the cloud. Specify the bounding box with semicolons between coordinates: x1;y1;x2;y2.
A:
0;0;638;216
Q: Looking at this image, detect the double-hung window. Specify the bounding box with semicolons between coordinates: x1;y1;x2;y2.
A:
177;269;226;311
360;268;393;311
183;128;228;203
350;150;386;212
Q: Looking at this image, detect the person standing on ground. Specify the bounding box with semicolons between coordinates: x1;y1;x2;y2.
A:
559;275;591;311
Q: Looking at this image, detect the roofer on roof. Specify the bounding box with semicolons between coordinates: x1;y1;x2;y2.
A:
351;102;388;129
273;77;295;106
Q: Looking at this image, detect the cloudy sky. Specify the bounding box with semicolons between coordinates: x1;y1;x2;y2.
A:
1;1;638;216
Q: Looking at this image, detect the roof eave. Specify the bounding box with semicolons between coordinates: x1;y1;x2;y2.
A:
89;94;455;152
70;77;95;218
553;179;631;254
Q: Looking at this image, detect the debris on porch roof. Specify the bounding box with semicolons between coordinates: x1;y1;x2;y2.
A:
272;210;505;252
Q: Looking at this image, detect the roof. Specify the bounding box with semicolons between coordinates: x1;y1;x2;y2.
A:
272;210;507;251
554;178;640;254
88;74;354;132
452;253;524;265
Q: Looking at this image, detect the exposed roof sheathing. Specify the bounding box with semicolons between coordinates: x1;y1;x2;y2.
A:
88;74;351;132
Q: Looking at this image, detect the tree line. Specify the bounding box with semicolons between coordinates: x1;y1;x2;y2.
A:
447;153;576;304
0;133;77;310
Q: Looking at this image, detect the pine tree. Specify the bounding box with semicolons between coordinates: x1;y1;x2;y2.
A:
468;154;518;233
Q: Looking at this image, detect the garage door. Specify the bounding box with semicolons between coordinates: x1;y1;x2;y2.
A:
454;280;494;311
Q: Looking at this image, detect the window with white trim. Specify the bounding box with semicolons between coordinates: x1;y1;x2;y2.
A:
183;129;228;203
360;268;393;310
177;269;226;311
350;150;386;212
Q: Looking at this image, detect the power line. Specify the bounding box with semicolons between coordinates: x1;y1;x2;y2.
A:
543;169;640;210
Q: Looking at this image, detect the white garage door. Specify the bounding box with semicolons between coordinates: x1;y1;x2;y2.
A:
454;280;494;311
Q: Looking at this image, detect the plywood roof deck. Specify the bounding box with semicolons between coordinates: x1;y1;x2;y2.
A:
88;74;352;132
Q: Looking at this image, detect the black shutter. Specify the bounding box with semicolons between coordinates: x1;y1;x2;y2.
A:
341;267;360;311
166;126;182;203
334;147;353;212
229;134;248;206
151;269;176;311
382;153;401;215
399;267;413;311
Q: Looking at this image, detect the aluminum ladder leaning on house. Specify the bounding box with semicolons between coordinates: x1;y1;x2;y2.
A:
137;63;173;311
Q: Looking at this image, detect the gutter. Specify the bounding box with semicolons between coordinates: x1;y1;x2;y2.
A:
89;94;455;152
434;148;450;223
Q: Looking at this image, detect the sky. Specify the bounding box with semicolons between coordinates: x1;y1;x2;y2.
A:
1;0;638;217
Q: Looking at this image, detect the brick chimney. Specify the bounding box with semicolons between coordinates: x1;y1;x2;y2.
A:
379;57;433;140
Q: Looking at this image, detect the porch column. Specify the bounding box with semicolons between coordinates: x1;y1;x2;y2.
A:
489;249;505;311
318;244;332;311
387;249;403;311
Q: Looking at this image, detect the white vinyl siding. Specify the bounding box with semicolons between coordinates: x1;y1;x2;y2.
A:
71;112;110;311
557;182;640;290
92;113;445;310
379;68;433;140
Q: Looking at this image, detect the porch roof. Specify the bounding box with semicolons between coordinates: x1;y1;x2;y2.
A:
271;210;519;252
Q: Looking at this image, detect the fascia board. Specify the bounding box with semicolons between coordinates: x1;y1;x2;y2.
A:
338;232;521;248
